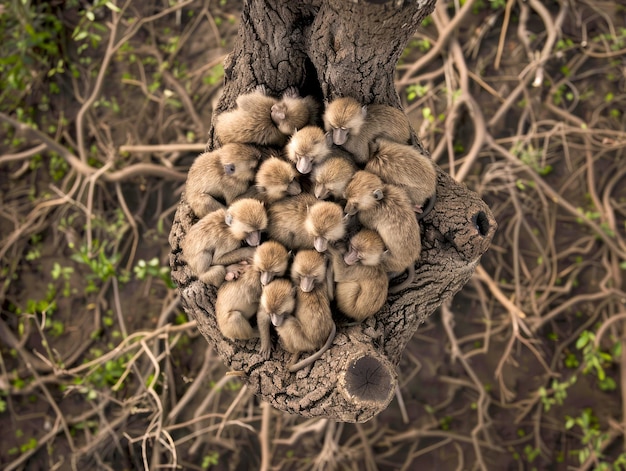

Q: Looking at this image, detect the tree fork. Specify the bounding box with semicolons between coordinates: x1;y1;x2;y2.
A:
170;0;497;422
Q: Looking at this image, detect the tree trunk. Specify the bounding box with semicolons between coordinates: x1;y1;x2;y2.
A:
169;0;497;423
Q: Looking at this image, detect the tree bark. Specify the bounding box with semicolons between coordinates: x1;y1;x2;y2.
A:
170;0;497;422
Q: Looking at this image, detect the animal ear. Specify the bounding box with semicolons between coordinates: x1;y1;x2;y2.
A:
223;163;236;175
324;131;333;147
361;105;367;119
225;212;233;226
373;189;383;200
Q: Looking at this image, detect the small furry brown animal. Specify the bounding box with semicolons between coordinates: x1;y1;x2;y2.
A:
344;171;421;273
285;322;336;373
255;240;290;286
257;278;298;359
287;250;336;371
181;198;268;287
268;194;345;252
304;201;346;253
185;143;262;218
254;156;302;203
258;276;337;371
267;193;318;250
323;97;411;164
214;87;286;146
285;125;332;174
329;229;388;321
215;263;262;341
216;240;290;349
270;87;320;135
311;153;358;201
366;138;436;213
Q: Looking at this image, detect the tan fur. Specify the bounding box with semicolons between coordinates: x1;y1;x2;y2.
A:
181;199;268;287
214;89;287;146
257;278;297;359
323;97;411;163
268;195;345;252
271;88;320;135
303;201;346;253
275;314;319;355
329;230;388;321
290;250;332;344
257;260;336;370
254;240;290;286
366;138;436;211
311;154;358;201
255;156;301;203
267;193;318;250
257;279;336;372
222;241;288;358
344;171;421;273
215;241;290;348
287;322;336;372
286;126;331;174
185;144;262;218
215;264;262;340
282;250;335;370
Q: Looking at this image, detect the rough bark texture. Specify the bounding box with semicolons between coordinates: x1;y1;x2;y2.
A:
170;0;497;422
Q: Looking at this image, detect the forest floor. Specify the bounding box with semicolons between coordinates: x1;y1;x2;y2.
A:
1;0;625;470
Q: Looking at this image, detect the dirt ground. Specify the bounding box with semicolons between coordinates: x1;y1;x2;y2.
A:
1;0;625;469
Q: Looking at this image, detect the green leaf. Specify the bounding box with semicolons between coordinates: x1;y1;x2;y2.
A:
599;377;616;391
105;2;122;12
74;30;89;41
576;331;590;349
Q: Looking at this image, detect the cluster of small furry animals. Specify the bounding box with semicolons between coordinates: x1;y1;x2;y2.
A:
181;86;437;371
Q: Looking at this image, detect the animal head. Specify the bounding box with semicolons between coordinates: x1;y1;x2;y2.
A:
225;198;268;246
220;143;261;181
260;278;296;327
291;250;327;292
270;94;317;136
323;97;367;145
286;126;330;174
304;202;346;252
254;240;290;285
343;171;384;216
255;156;301;202
344;229;386;266
312;156;357;200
